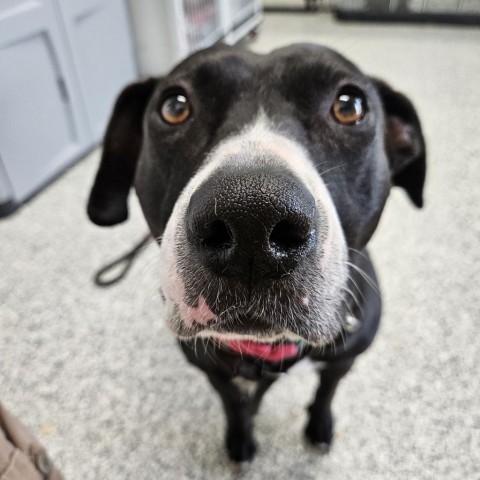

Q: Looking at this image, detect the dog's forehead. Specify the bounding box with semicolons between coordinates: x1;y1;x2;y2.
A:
166;44;365;87
268;43;363;75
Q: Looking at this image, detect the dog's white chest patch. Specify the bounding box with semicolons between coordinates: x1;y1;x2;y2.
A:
232;377;258;398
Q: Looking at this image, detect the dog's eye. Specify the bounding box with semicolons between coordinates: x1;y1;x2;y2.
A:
160;93;191;125
332;88;367;125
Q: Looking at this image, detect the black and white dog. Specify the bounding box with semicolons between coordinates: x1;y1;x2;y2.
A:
87;44;426;463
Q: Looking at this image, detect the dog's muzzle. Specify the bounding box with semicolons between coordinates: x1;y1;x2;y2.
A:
158;122;348;345
186;167;318;284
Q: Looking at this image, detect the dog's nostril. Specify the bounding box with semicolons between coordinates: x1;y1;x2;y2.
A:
269;219;311;252
201;219;233;250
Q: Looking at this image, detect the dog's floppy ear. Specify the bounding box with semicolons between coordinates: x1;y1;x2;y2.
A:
373;79;426;208
87;78;157;226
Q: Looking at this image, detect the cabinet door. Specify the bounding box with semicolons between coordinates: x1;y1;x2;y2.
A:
54;0;138;141
0;0;91;202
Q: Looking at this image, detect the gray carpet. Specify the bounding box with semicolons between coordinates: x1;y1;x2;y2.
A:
1;12;479;480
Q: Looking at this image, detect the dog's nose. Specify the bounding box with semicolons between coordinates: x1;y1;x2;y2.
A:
186;168;317;281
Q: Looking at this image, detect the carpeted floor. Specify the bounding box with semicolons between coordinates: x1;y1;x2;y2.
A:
1;11;479;480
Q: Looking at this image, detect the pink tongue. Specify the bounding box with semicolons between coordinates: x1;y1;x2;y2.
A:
224;340;299;362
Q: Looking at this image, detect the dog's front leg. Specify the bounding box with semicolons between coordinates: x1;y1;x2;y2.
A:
207;373;271;463
305;359;354;451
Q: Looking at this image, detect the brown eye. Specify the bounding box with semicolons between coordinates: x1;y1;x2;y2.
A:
332;88;367;125
160;93;191;125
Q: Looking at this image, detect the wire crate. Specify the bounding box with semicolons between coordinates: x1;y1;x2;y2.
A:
128;0;263;76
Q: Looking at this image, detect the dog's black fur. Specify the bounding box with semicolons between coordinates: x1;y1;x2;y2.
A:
87;44;425;463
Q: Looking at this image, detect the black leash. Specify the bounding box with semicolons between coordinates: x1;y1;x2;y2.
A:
94;233;152;287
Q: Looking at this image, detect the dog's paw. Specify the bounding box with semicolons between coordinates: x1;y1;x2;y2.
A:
226;432;257;463
304;414;334;452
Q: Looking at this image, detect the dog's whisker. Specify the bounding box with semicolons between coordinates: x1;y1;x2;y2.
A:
346;262;380;295
342;281;364;318
342;292;360;322
312;161;329;169
318;163;347;177
347;247;370;262
346;272;366;304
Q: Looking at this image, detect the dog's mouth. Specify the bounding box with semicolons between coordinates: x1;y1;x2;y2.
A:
175;311;311;361
220;338;302;362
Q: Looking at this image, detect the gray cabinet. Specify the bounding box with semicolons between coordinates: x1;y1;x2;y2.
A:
0;0;137;216
56;0;138;140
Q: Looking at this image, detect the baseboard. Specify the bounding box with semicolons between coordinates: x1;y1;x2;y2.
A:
334;9;480;26
0;199;18;219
